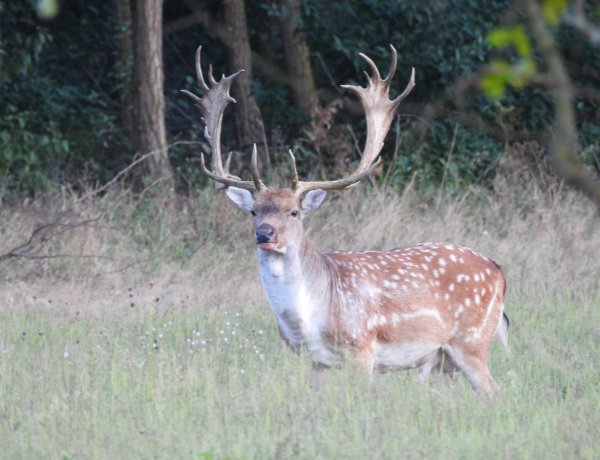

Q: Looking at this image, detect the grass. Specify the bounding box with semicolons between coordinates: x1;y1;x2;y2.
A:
1;184;599;459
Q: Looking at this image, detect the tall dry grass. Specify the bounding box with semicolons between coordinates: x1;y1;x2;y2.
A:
1;179;597;316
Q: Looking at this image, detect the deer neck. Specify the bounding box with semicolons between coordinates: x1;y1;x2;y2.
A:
256;234;335;356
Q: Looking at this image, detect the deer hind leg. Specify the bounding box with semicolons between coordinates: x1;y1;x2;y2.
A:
417;349;443;382
440;352;458;379
418;350;458;382
443;346;497;396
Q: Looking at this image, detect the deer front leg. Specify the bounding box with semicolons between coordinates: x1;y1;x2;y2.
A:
352;343;375;380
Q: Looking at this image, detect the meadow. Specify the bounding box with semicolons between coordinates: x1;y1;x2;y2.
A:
1;182;599;459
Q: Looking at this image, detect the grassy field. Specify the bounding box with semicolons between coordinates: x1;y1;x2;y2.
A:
1;185;599;459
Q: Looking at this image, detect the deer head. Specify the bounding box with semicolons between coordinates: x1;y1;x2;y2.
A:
182;45;415;255
223;187;324;254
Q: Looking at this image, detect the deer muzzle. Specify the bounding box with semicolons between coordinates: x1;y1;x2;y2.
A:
256;223;276;245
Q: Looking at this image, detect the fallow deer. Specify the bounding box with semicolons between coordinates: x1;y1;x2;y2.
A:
182;46;511;395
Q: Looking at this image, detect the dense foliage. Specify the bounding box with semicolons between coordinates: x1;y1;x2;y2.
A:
1;0;599;195
0;2;125;192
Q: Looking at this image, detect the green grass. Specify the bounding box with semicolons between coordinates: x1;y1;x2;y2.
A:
1;291;598;459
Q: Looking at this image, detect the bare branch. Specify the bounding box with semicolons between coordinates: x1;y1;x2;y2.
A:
0;218;103;263
563;10;600;46
522;0;600;209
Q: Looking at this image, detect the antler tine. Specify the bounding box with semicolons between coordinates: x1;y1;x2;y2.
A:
199;153;256;189
288;149;299;191
385;44;398;82
251;144;266;191
209;151;237;190
208;64;218;87
358;52;383;83
182;46;261;192
224;151;233;174
194;46;209;91
395;66;416;104
292;45;414;197
292;157;382;196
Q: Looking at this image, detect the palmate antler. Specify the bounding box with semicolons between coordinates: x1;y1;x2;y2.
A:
181;47;265;192
183;45;414;196
290;45;415;197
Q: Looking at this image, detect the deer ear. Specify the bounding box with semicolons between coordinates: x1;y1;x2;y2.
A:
225;187;255;213
301;189;326;214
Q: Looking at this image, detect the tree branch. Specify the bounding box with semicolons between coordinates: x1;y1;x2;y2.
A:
0;218;103;262
251;51;291;86
522;0;600;208
563;7;600;46
165;3;230;47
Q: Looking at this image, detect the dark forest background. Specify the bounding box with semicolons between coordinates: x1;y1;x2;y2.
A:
1;0;599;203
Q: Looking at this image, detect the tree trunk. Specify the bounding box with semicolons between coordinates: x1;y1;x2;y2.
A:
130;0;173;186
114;0;134;143
222;0;268;168
277;0;318;118
0;7;2;92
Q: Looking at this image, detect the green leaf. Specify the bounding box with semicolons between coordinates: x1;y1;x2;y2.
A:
542;0;568;26
482;56;536;99
3;149;13;162
487;28;514;48
488;26;532;57
481;73;507;99
508;59;536;89
512;25;533;58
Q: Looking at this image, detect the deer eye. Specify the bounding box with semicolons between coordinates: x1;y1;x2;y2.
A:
291;210;299;217
250;210;256;216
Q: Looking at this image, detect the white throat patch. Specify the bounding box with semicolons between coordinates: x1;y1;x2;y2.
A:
256;249;337;365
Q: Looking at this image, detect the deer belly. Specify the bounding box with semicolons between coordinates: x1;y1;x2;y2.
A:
373;341;441;369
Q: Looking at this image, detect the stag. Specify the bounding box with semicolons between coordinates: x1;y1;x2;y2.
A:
182;46;511;395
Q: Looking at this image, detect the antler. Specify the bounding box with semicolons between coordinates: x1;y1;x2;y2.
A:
291;45;415;197
181;46;266;192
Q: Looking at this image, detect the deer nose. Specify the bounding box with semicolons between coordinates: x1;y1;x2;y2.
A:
256;223;275;243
